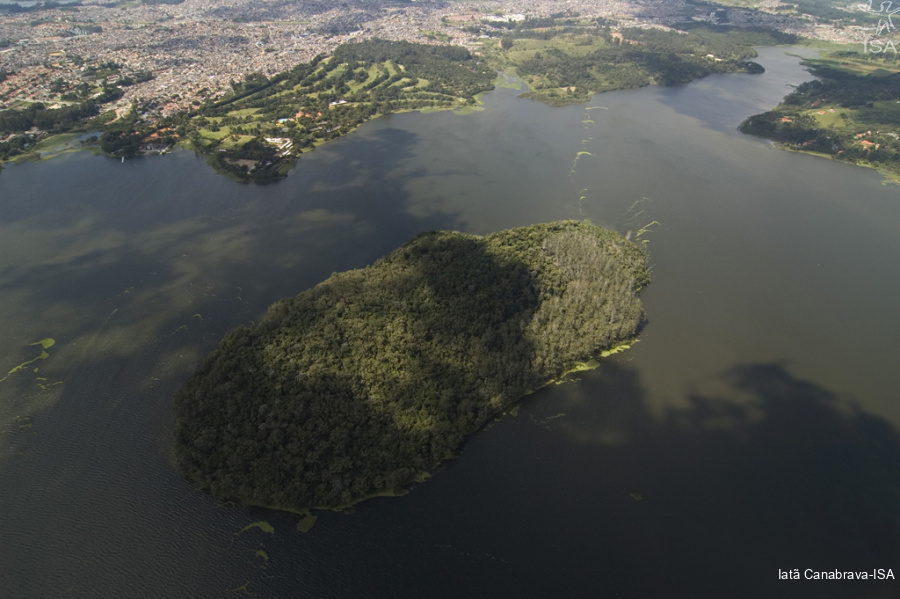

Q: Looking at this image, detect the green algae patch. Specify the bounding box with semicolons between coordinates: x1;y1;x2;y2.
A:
175;221;650;513
226;581;253;595
295;513;317;533
236;521;275;536
635;221;659;241
600;340;638;358
33;338;55;350
1;338;56;383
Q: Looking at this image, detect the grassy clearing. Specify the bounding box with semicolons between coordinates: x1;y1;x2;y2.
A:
30;132;84;152
810;54;900;76
230;108;260;117
324;62;348;81
219;135;256;150
346;64;382;93
3;132;94;165
809;107;848;128
420;30;452;42
795;39;861;52
198;127;231;140
505;34;604;63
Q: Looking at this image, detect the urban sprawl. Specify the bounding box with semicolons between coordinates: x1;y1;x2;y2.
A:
0;0;879;120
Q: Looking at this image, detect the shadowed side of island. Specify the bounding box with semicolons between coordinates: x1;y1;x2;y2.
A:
173;220;650;512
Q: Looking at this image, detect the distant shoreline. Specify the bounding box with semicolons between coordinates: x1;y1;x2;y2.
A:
738;48;900;186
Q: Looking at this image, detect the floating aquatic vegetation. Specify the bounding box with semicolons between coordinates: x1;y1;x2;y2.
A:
1;338;55;383
235;521;275;536
225;581;254;596
295;513;316;533
600;340;638;358
636;221;660;240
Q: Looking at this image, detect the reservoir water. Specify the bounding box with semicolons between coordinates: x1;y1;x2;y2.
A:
1;47;899;598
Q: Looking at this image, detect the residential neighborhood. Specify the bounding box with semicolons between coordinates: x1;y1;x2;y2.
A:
0;0;853;119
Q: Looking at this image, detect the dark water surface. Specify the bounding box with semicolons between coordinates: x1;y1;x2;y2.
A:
2;47;899;598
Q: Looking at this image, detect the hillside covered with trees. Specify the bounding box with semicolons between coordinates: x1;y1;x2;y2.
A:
174;221;650;513
482;19;786;105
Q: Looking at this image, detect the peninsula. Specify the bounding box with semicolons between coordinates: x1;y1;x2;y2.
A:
739;50;900;181
483;22;785;106
174;220;650;512
177;39;495;182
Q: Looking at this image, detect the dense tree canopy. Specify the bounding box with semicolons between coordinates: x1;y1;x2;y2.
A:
174;220;650;512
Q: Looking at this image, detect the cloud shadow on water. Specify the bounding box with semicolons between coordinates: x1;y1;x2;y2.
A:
473;359;900;599
0;124;493;597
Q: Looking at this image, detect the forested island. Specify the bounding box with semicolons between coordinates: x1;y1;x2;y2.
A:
174;220;650;513
739;51;900;180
